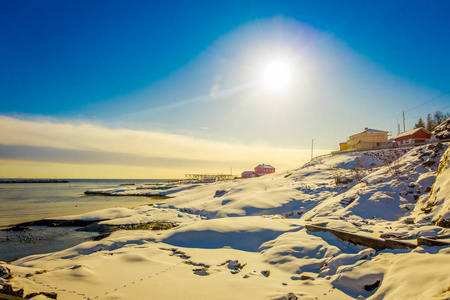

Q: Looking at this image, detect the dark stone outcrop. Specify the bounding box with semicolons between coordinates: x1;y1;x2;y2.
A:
435;215;450;228
0;284;25;299
4;219;104;231
422;159;436;167
306;224;417;251
417;237;450;247
364;280;381;291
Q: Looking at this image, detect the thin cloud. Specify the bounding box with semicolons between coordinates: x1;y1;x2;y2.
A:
0;116;324;176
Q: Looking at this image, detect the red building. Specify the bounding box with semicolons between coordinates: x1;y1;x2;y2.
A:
391;128;432;146
241;171;258;178
254;164;275;176
241;164;276;179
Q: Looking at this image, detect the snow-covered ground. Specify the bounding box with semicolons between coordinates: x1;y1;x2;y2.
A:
2;145;450;299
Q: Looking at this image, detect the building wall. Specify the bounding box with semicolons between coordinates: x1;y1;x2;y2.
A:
339;143;349;151
348;132;388;151
254;166;275;174
395;131;431;143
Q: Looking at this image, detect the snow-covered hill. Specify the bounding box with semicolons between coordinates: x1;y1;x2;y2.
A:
2;144;450;299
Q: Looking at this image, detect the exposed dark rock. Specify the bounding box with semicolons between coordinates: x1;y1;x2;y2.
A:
193;268;209;276
422;207;432;213
0;265;12;280
436;215;450;228
8;226;31;232
419;152;432;159
422;160;436;167
425;186;432;193
0;284;13;296
167;248;191;260
340;197;356;205
404;218;415;224
4;219;104;231
0;285;25;298
306;224;417;251
91;233;111;241
287;293;298;300
88;222;177;233
84;190;172;198
25;292;40;299
336;177;353;184
183;260;209;268
417;237;450;247
41;292;57;299
364;280;381;291
227;260;246;274
14;288;24;298
434;142;444;151
214;190;227;197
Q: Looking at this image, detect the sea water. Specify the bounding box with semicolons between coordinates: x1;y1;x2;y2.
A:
0;179;168;262
0;179;168;227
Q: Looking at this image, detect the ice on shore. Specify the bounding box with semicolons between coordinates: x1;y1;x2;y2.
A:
3;145;450;299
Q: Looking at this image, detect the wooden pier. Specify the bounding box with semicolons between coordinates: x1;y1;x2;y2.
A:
185;173;235;182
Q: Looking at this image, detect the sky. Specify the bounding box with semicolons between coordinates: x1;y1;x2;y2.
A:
1;0;449;179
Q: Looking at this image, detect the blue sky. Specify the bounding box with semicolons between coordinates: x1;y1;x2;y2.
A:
1;0;449;178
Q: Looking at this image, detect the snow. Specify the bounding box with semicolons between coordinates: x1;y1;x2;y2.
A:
2;145;450;299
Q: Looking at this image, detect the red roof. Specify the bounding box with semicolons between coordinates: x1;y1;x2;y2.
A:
392;128;431;141
256;164;275;169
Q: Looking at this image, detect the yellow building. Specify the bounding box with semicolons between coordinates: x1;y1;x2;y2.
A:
339;142;349;151
348;128;388;151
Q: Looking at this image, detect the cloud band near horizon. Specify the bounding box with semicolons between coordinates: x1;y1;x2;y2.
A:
0;116;326;178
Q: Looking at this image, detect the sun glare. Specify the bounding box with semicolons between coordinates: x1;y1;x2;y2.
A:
262;61;292;92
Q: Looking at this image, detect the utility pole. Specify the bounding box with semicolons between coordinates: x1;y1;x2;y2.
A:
311;138;315;160
403;111;406;133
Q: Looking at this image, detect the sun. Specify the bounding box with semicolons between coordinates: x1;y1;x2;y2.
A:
261;60;292;92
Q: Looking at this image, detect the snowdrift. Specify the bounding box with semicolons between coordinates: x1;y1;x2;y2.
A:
2;145;450;299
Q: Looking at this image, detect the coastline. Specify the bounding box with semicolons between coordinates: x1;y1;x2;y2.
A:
0;179;169;228
0;179;69;184
1;146;450;299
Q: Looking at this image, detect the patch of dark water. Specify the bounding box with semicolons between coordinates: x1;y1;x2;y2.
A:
0;226;98;262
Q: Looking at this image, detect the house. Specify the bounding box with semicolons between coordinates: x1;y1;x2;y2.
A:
391;128;432;146
348;128;388;151
339;141;349;151
255;164;275;176
241;171;258;179
241;164;276;179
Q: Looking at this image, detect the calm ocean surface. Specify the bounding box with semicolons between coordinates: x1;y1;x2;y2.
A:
0;179;169;228
0;179;170;262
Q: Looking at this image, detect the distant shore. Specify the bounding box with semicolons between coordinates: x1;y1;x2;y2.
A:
0;179;69;183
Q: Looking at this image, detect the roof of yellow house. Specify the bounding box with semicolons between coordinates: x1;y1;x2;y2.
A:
349;128;388;138
361;128;388;134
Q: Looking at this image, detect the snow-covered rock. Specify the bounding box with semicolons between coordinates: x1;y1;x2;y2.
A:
3;145;450;299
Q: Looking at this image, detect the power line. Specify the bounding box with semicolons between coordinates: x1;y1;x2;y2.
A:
406;103;450;120
370;90;449;127
359;89;449;135
404;90;450;112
